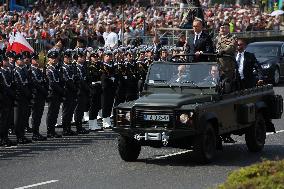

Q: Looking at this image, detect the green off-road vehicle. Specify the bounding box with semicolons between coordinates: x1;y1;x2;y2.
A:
113;57;283;163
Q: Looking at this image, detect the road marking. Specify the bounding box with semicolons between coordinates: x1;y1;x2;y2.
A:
266;129;284;136
155;149;193;159
14;180;59;189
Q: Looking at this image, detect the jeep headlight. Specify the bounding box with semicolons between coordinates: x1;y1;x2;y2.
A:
178;112;194;125
179;113;189;124
261;63;271;69
125;112;131;121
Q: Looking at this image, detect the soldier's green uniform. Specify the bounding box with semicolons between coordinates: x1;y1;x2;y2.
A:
215;33;237;81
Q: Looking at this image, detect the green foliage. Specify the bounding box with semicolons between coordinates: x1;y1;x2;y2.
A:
218;160;284;189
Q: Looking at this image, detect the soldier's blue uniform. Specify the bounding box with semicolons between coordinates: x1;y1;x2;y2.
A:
29;53;48;141
46;50;63;138
13;54;32;144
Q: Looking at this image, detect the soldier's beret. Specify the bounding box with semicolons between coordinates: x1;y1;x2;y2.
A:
31;52;39;59
90;51;98;58
104;50;113;55
64;49;73;57
47;50;59;58
6;51;16;58
21;51;31;59
15;53;23;60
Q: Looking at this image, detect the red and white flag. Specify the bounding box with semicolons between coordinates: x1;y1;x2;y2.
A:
7;32;34;54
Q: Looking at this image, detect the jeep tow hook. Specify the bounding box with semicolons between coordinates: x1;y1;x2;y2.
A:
133;132;170;146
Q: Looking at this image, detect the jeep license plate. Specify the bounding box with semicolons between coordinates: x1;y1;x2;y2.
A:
143;114;170;122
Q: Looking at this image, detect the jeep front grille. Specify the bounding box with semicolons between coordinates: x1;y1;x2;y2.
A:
134;108;174;128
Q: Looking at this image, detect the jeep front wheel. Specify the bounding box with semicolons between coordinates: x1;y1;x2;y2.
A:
245;113;266;152
118;135;141;162
193;123;216;163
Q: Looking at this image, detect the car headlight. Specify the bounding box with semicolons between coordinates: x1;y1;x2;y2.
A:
125;112;131;121
261;63;272;69
178;112;194;125
179;113;189;124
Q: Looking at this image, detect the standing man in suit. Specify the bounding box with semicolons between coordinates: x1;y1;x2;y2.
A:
236;39;263;89
192;18;214;61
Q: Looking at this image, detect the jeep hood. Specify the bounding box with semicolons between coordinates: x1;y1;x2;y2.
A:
134;93;213;108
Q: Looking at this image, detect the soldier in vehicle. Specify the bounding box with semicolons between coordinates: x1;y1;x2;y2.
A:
61;49;78;136
199;65;219;85
88;51;102;131
169;64;188;83
29;53;48;141
74;49;90;134
215;22;237;94
0;55;17;146
46;50;63;138
101;50;116;128
13;53;32;144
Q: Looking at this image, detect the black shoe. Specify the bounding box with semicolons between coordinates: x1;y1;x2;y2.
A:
17;137;32;144
25;127;33;133
8;129;15;135
222;136;236;143
32;134;47;141
47;132;62;138
0;138;16;147
62;130;78;136
77;127;90;134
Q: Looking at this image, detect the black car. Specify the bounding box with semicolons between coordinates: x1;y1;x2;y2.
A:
113;60;283;163
246;41;284;85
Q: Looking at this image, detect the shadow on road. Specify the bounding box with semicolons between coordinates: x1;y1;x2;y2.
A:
140;144;284;167
0;129;118;160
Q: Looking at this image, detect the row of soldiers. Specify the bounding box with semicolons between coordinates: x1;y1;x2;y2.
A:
1;45;187;146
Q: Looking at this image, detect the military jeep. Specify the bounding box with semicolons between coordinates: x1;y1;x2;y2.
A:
113;59;283;163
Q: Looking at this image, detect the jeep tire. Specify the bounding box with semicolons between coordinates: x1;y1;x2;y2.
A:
118;135;141;162
193;123;216;163
245;113;266;152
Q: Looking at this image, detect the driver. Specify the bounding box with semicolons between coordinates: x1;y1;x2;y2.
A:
169;65;188;83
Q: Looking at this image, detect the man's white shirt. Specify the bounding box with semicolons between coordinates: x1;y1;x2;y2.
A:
105;32;118;48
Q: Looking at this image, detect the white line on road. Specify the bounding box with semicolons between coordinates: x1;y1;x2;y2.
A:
155;149;193;159
14;180;59;189
266;129;284;136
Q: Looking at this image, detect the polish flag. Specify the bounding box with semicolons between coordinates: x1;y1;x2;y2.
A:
7;32;34;54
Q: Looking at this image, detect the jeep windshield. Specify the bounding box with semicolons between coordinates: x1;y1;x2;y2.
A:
147;62;219;88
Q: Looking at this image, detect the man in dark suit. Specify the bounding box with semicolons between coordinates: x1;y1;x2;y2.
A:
192;18;214;62
236;39;263;89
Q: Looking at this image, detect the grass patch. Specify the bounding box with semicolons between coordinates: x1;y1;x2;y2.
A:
218;159;284;189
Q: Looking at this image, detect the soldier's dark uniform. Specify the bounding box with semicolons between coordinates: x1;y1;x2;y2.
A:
46;51;63;138
0;56;16;146
125;50;139;101
101;50;116;128
114;51;127;106
88;52;102;131
13;54;32;144
61;52;78;136
6;51;16;135
29;53;48;141
74;51;90;134
137;52;151;94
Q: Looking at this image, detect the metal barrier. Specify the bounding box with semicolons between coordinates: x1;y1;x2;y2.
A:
25;29;284;53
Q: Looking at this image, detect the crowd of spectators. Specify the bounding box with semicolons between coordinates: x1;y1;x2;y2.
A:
0;0;283;50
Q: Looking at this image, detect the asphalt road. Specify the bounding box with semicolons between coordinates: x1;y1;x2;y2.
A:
1;86;284;189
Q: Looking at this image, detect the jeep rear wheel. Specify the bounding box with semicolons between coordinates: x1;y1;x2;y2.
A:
245;113;266;152
118;135;141;162
193;123;216;163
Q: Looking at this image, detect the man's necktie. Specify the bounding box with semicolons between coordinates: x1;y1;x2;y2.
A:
237;53;242;65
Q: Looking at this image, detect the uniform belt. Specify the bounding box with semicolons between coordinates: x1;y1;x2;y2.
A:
92;81;101;85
